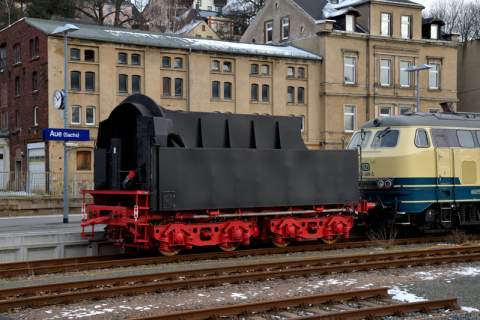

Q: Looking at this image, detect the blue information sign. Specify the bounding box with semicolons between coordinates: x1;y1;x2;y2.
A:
42;128;90;141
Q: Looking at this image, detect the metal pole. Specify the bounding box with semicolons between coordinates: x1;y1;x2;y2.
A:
63;31;69;224
416;69;420;113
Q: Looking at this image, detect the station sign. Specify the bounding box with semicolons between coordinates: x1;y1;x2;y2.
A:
42;128;90;141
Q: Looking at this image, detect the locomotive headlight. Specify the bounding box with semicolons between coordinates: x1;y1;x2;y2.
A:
377;180;385;188
384;179;393;188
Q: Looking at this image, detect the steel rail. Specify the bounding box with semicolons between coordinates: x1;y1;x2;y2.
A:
0;247;477;311
127;290;457;320
0;235;469;278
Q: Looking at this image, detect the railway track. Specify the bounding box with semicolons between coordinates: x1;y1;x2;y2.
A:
0;235;470;278
0;245;477;312
130;287;459;320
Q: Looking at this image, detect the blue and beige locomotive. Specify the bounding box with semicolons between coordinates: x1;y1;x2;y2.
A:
348;111;480;234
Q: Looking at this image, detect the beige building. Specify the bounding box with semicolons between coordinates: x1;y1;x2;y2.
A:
457;40;480;113
0;18;321;174
176;19;220;39
241;0;460;147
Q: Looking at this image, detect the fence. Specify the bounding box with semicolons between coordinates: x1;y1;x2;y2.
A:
0;171;94;197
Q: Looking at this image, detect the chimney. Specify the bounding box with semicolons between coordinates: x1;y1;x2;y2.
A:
196;2;200;15
440;102;455;113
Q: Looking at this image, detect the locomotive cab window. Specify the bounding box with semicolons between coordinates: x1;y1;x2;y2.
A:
371;129;399;148
415;129;429;148
347;131;371;150
457;130;475;148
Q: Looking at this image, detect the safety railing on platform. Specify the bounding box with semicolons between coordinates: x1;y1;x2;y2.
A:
0;171;94;197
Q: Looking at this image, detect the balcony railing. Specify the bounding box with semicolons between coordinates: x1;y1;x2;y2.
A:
0;171;94;197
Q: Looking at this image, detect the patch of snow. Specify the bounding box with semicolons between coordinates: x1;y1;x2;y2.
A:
389;286;426;303
461;307;480;312
231;292;248;300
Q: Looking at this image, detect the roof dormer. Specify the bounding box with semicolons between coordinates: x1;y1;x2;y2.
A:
422;18;446;40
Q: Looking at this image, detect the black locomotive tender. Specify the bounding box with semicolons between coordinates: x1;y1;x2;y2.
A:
82;95;371;255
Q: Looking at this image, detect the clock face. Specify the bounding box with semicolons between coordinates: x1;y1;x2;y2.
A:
53;90;64;110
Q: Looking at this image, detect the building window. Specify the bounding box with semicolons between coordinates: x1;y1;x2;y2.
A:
30;39;34;59
297;87;305;104
174;58;183;68
344;106;355;132
212;81;220;98
265;21;273;43
175;78;183;96
132;75;140;93
298;115;305;132
224;82;232;99
281;17;290;40
85;72;95;91
262;65;269;75
223;61;232;72
345;15;355;32
212;60;220;71
119;74;127;92
298;67;305;78
287;67;294;77
70;48;80;60
380;107;391;117
118;53;127;64
207;5;212;10
35;37;39;57
223;23;228;33
400;61;411;87
401;16;411;39
251;64;258;74
207;36;212;39
163;78;171;96
71;105;81;124
86;106;95;125
344;57;355;84
15;76;20;95
381;13;391;36
202;25;206;31
287;86;294;103
13;43;21;64
431;24;438;40
107;7;112;13
262;85;269;102
131;54;140;65
380;59;390;86
16;110;20;129
84;50;95;62
3;112;7;129
162;57;171;67
71;71;80;90
32;72;38;92
77;151;91;171
429;63;439;89
34;106;38;125
0;44;7;72
429;108;440;113
400;107;411;114
251;84;258;101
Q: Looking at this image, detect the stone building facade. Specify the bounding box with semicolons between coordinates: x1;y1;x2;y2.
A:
457;40;480;113
241;0;460;147
0;17;321;175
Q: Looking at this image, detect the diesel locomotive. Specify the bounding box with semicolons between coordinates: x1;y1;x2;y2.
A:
348;111;480;235
81;94;373;255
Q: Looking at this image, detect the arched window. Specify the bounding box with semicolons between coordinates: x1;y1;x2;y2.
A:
131;54;140;65
85;50;95;62
118;74;127;92
118;53;127;64
224;82;232;100
85;72;95;91
71;71;81;90
251;64;258;74
212;81;220;98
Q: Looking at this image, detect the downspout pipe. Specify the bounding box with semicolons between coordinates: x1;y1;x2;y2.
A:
188;48;191;112
366;3;370;121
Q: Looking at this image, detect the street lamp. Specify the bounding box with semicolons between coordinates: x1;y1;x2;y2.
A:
52;24;79;224
405;64;432;113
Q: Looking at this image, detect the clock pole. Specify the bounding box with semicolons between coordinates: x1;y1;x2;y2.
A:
52;24;79;224
63;29;69;224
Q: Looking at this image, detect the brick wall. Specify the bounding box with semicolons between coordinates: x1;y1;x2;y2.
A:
0;19;49;172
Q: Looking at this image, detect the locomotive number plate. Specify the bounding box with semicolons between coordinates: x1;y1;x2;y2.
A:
361;163;370;171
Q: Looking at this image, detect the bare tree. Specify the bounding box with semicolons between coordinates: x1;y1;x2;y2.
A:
424;0;480;41
144;0;191;32
72;0;145;28
223;0;265;38
3;0;17;25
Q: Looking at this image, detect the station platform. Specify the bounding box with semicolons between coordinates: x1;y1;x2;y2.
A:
0;214;126;263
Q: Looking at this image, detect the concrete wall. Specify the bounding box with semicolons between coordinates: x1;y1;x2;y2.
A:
0;197;92;217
